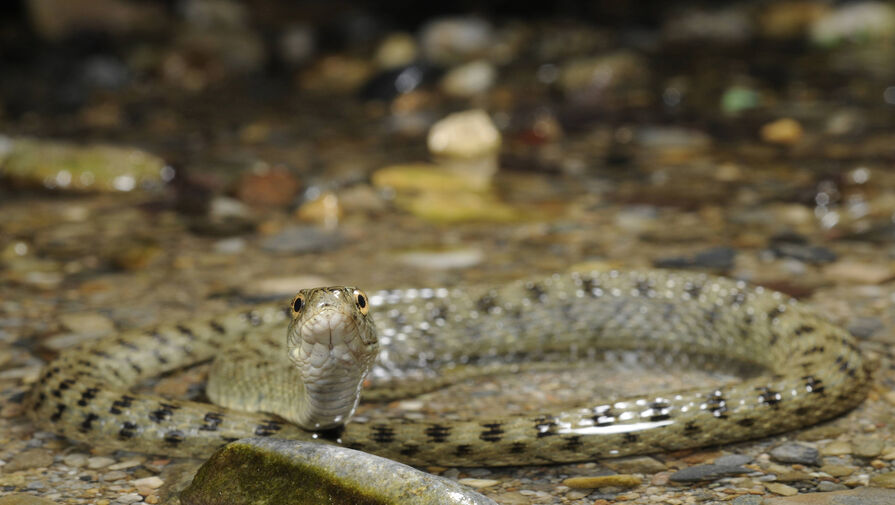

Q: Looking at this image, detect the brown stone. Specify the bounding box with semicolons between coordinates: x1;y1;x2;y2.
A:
235;167;300;207
563;474;642;489
3;449;54;472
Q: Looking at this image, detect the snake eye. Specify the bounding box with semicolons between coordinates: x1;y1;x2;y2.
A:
292;294;305;314
354;290;369;316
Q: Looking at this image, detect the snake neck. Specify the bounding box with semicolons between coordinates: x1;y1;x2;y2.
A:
294;368;368;430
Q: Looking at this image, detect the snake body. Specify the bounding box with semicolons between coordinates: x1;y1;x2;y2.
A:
27;269;871;466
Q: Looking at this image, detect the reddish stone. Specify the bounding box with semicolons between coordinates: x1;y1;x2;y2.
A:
235;167;300;207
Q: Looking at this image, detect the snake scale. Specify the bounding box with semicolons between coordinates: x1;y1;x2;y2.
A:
27;269;871;467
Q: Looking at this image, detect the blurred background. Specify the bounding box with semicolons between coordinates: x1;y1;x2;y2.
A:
3;1;895;504
2;1;894;294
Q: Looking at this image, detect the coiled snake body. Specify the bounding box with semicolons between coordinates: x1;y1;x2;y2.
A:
28;270;870;466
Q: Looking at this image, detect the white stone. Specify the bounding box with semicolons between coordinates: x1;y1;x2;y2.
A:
441;60;497;97
811;2;895;45
133;476;164;489
374;32;418;69
420;17;493;64
87;456;116;469
458;478;500;488
428;109;501;159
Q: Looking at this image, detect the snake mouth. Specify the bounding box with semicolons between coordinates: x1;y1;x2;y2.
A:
298;307;348;350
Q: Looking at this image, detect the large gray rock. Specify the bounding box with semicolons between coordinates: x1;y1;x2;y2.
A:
181;438;497;505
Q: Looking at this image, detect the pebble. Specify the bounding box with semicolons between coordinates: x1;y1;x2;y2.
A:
440;60;497;98
816;481;848;492
650;472;671;486
819;464;855;477
133;475;164;491
653;246;737;271
810;1;895;46
419;17;493;64
715;454;754;467
759;1;830;38
492;492;529;505
885;393;895;407
371;164;518;223
111;242;163;271
373;163;486;193
392;189;519;223
426;108;498;153
847;317;885;340
820;441;853;456
259;226;345;254
300;55;373;94
278;23;315;67
766;482;799;496
102;470;128;481
769;242;837;264
235;167;300;207
374;32;418;69
208;197;251;220
62;453;88;468
760;118;804;145
114;493;143;504
87;456;116;469
0;138;170;192
212;237;246;255
605;456;668;474
243;275;332;299
295;191;341;228
843;474;870;487
663;6;753;43
799;425;845;441
3;449;54;472
668;464;752;482
776;470;812;482
721;86;761;115
398;248;484;270
458;478;500;489
635;126;712;151
852;437;884;458
562;474;642;489
731;495;763;505
0;494;59;505
107;458;144;470
824;261;893;284
58;312;116;337
770;442;820;465
870;470;895;488
336;184;387;214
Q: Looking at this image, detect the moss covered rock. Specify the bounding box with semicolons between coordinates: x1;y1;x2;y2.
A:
181;438;497;505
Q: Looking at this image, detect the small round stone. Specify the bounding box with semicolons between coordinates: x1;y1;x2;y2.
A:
770;442;819;465
820;441;853;456
870;471;895;489
765;482;799;496
62;453;88;468
458;478;500;489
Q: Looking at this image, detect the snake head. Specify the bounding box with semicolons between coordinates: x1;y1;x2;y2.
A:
286;287;380;385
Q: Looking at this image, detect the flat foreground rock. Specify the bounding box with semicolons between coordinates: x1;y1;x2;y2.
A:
181;438;497;505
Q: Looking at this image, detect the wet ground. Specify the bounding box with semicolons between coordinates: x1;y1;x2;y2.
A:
2;1;895;504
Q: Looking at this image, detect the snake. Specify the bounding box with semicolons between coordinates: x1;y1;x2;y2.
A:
27;269;871;467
